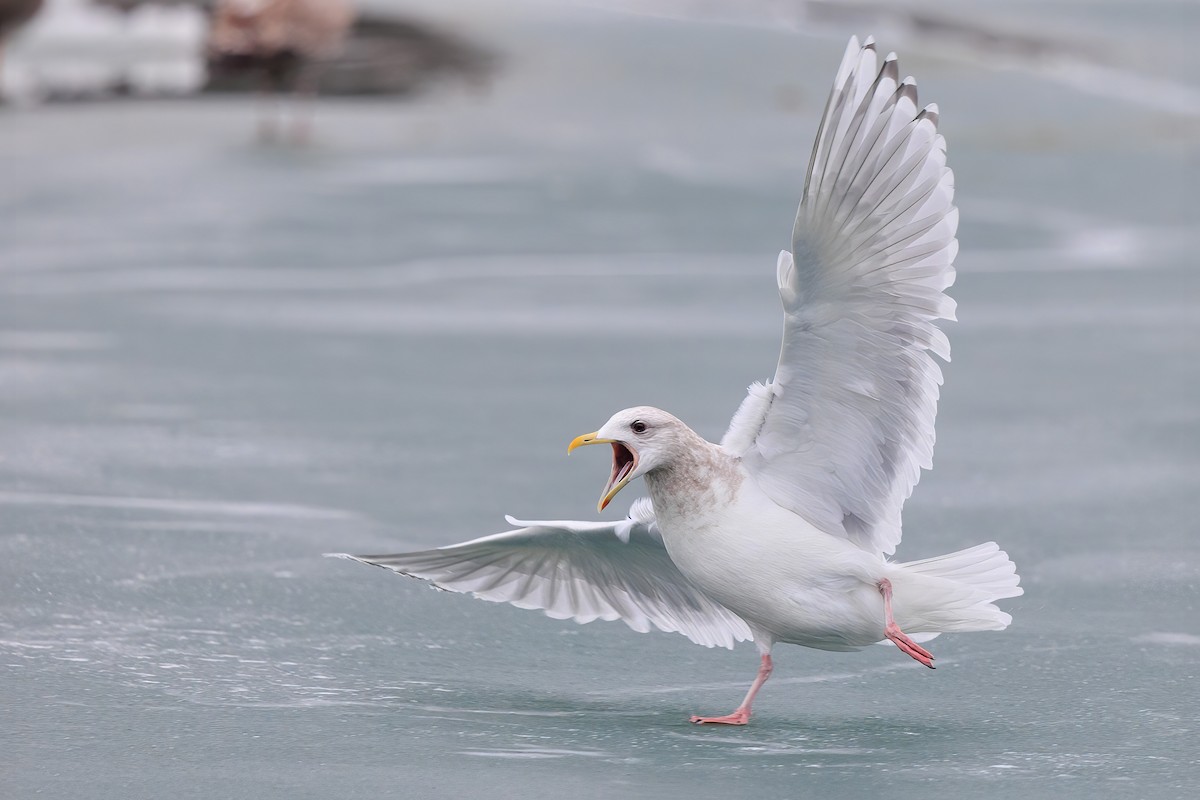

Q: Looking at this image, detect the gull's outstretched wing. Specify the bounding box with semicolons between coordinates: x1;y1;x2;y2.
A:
722;37;957;556
331;498;752;649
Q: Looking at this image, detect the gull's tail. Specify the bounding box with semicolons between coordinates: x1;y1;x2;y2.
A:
887;543;1023;635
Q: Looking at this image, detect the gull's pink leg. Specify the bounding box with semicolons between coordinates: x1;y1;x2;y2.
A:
288;62;320;147
690;653;773;726
879;577;935;669
257;70;281;144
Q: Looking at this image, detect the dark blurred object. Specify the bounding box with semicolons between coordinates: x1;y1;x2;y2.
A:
98;0;195;8
207;0;353;92
0;0;43;88
98;0;499;97
205;0;354;142
98;0;206;9
207;11;498;97
0;0;42;37
208;0;354;72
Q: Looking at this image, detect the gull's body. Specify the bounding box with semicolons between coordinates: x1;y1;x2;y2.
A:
334;36;1022;725
640;426;886;652
609;411;1013;656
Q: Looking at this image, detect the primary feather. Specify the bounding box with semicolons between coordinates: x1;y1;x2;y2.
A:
335;509;752;650
721;35;958;556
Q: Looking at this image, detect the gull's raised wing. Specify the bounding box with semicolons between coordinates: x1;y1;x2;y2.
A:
722;37;957;556
331;498;752;649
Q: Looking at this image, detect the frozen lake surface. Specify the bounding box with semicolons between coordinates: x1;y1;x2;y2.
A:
2;4;1199;798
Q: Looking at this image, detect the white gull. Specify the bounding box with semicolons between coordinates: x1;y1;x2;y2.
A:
334;36;1022;726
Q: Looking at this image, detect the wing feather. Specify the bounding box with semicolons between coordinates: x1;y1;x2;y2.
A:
722;37;957;556
331;508;752;649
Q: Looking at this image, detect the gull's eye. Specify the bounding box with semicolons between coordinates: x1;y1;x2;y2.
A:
631;420;648;434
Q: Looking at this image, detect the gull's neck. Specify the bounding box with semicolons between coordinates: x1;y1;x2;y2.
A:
643;431;744;522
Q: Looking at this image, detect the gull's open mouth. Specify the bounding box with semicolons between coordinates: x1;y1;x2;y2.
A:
566;431;640;512
600;441;639;511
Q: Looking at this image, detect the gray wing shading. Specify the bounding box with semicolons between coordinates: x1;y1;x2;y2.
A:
330;498;752;649
722;36;957;556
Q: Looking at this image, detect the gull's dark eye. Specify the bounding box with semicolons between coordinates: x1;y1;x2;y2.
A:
631;420;648;434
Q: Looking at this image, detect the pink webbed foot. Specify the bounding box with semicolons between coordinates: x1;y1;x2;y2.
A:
689;653;773;726
878;578;936;669
689;710;751;726
885;622;935;668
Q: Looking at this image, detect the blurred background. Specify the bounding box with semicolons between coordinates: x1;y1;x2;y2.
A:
2;1;1198;799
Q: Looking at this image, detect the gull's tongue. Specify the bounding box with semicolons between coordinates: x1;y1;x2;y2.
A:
611;442;634;480
614;459;633;483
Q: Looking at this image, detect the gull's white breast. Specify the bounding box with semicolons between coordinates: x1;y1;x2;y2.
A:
647;458;891;651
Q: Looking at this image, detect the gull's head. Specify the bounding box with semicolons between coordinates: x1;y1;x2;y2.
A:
567;406;689;512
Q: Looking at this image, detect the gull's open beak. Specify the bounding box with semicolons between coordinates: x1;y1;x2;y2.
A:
567;432;639;513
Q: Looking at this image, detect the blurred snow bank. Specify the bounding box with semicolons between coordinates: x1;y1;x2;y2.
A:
3;0;205;102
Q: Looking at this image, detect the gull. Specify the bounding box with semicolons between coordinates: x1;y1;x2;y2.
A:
334;36;1022;726
207;0;355;143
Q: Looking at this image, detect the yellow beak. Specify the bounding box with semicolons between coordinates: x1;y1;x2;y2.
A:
567;431;637;513
567;431;612;454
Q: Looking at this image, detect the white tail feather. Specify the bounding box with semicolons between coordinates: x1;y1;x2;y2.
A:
889;542;1022;634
